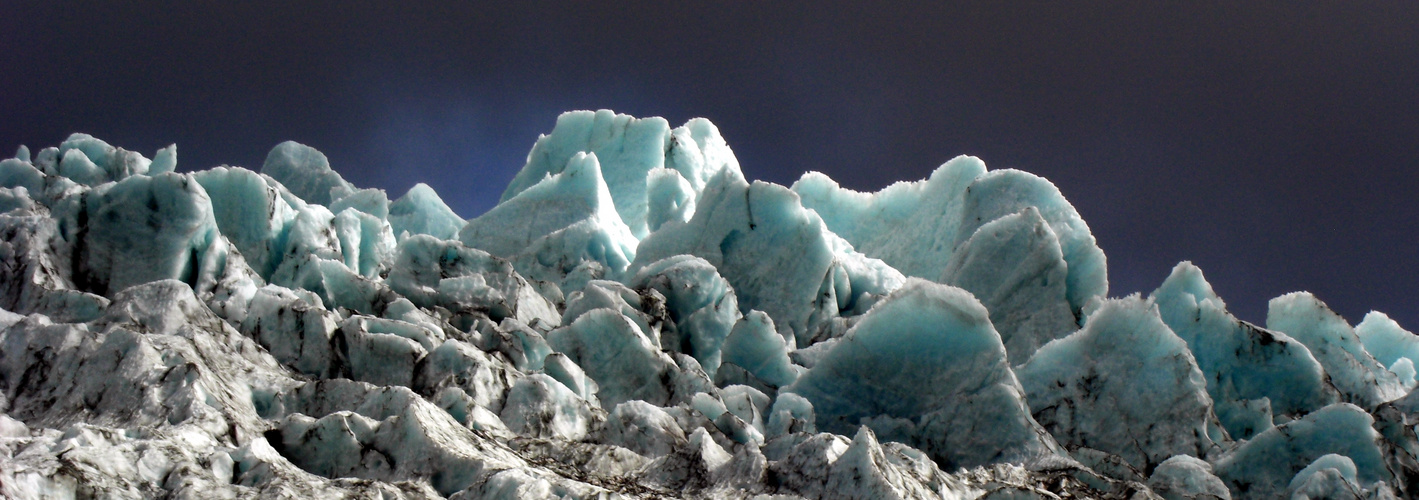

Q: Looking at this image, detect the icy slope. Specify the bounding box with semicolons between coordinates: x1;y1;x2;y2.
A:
3;111;1419;499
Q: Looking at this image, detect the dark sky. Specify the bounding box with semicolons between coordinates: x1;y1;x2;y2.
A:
3;2;1418;329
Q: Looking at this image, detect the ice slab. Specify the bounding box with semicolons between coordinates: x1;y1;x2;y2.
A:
629;255;740;377
386;234;558;327
502;110;742;238
330;186;390;219
192;166;300;278
943;206;1077;365
56;133;151;184
546;308;700;408
1016;296;1220;473
600;400;688;459
259;140;354;206
0;157;46;194
64;173;227;297
461;152;637;287
1268;292;1407;409
561;279;664;347
785;278;1065;469
632;168;903;343
646;167;696;232
149;144;177;175
389;183;463;241
720;310;799;388
1147;455;1232;500
955;169;1108;316
0;204;112;322
1151;262;1338;439
1212;403;1390;499
413;339;519;414
1287;454;1364;499
793;155;984;282
794;158;1107;321
499;373;599;441
1356;311;1419;387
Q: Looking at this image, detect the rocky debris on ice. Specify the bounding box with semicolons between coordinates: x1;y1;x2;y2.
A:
3;113;1418;499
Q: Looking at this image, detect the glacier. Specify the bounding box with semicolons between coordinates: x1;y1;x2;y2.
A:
2;110;1418;499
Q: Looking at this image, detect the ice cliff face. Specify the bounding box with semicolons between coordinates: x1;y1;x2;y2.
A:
1;111;1417;499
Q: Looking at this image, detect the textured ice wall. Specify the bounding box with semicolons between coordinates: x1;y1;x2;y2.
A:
3;111;1419;499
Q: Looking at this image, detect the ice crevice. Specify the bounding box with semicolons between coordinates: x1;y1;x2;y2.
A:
2;111;1418;499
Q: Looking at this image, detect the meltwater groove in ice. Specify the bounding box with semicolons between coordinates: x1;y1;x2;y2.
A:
3;111;1419;499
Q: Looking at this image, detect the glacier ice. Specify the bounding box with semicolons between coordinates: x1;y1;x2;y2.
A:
955;169;1109;316
1357;311;1419;389
65;173;227;296
390;183;465;241
386;234;559;328
192;166;301;279
560;279;664;348
460;151;637;288
545;308;710;409
632;167;904;344
942;205;1076;365
1268;292;1407;408
1146;455;1231;500
792;155;984;283
784;278;1066;470
53;133;153;186
1211;403;1391;498
721;309;799;389
1287;454;1365;499
3;113;1419;499
260;140;355;207
499;373;600;441
1150;262;1338;440
330;185;391;219
794;158;1108;321
1016;296;1220;473
501;110;741;239
629;255;740;377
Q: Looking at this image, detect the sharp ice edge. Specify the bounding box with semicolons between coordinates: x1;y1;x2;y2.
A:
0;111;1415;499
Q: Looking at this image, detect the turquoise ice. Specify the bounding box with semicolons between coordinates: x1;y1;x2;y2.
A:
3;115;1418;499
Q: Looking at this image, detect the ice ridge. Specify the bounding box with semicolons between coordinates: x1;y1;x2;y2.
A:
2;115;1418;499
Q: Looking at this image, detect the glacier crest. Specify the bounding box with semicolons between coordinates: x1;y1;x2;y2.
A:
2;111;1417;499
